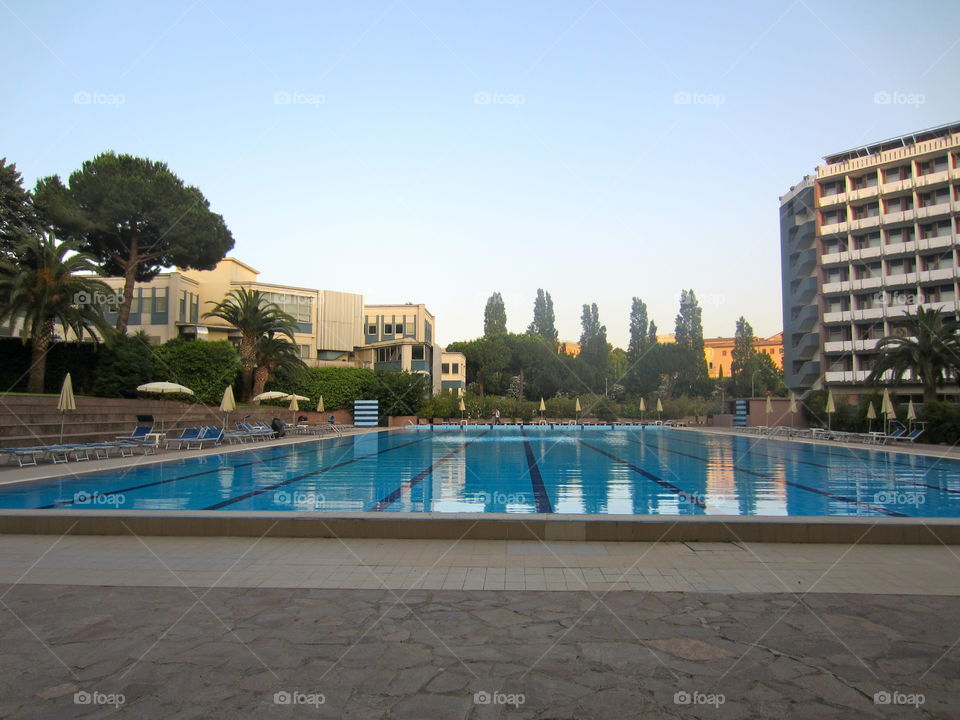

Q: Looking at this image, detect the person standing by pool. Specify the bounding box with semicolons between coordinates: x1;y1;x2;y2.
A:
493;408;501;425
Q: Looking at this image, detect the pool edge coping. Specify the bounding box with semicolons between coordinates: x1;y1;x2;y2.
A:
0;510;957;544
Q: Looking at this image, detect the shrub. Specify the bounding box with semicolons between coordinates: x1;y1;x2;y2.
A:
919;401;960;444
270;366;375;411
368;370;429;417
153;338;241;405
93;332;155;398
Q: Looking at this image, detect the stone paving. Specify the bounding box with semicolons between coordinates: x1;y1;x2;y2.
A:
1;583;958;718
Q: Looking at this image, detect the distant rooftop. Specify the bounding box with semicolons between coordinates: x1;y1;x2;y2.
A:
823;120;960;165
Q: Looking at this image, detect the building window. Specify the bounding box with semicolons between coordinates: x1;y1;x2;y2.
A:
383;323;393;335
451;363;459;374
367;324;377;335
721;350;727;356
298;345;311;359
884;165;911;182
412;345;425;361
377;346;401;363
441;363;450;374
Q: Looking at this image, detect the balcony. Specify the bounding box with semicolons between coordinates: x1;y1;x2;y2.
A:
848;185;880;201
849;245;882;261
854;338;880;351
918;267;955;283
849;215;881;231
818;191;845;207
882;242;916;257
883;272;917;288
851;276;883;291
881;179;911;194
915;202;953;220
792;305;820;333
917;235;953;251
822;310;851;324
824;370;872;384
880;209;915;225
821;250;851;265
794;331;821;358
914;170;951;188
820;220;848;235
822;280;848;294
823;340;852;353
852;307;883;321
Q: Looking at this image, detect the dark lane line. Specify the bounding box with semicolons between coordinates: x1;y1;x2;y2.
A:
520;428;553;513
578;440;706;509
658;431;960;497
36;437;359;509
372;430;490;511
629;433;907;517
204;436;428;510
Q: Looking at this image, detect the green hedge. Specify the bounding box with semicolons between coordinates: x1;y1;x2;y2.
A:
152;338;241;405
0;337;101;393
270;366;375;411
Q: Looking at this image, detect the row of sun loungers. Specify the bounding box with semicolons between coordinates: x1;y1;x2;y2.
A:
0;440;157;467
744;425;924;445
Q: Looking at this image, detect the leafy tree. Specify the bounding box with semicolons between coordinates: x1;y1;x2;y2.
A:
868;306;959;405
578;303;609;391
0;233;111;393
0;158;42;255
153;338;241;405
34;152;234;332
368;370;429;417
673;290;708;395
204;288;298;400
483;292;508;336
527;289;558;342
729;316;757;397
627;297;651;362
251;335;306;398
93;332;155;398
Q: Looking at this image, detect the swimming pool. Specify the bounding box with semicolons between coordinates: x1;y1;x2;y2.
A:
1;427;959;517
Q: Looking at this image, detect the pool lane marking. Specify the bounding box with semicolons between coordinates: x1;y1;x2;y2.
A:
657;432;960;498
371;430;490;511
629;433;907;517
520;427;554;513
577;440;705;509
35;436;361;509
203;436;431;510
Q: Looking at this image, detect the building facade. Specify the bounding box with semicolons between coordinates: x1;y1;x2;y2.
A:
93;258;449;392
440;351;467;392
704;333;783;379
782;121;960;398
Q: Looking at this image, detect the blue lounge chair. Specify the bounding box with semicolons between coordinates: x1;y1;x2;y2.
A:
892;428;924;443
165;427;201;449
116;415;154;442
185;427;223;449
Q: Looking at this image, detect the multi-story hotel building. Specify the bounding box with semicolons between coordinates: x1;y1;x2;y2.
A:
91;257;448;392
782;121;960;398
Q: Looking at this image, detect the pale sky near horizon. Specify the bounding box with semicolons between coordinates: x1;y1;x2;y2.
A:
3;0;960;348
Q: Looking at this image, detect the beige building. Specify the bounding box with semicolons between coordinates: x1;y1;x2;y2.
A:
782;121;960;397
94;258;448;391
440;351;466;392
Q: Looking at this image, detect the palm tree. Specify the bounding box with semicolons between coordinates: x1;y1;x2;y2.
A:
203;288;298;399
868;306;960;405
0;233;112;393
251;334;306;398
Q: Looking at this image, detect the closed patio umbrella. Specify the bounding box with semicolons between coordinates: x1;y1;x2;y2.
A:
639;397;646;422
288;394;300;424
866;401;877;433
574;397;581;422
220;386;236;430
825;390;835;430
765;394;773;421
906;399;916;424
656;397;663;421
881;388;894;434
788;393;798;427
57;373;76;443
458;396;465;422
317;395;325;413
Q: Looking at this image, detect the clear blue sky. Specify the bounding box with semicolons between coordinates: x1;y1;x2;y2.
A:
4;0;959;347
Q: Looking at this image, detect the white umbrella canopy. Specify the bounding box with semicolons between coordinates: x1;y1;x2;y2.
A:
539;398;546;412
57;373;76;442
137;381;194;396
906;399;916;421
656;398;663;413
220;386;236;413
639;398;646;412
458;397;465;412
765;395;773;415
788;394;798;414
285;394;309;402
251;391;287;403
317;395;325;413
825;390;836;414
866;402;877;420
574;397;581;413
288;396;300;412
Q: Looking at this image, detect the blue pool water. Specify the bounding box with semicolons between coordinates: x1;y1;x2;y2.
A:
2;427;960;517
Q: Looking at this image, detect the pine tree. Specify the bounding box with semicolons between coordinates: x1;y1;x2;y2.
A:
673;289;708;393
483;292;508;336
627;297;650;362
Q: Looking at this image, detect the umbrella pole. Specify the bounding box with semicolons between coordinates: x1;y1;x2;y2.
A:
59;412;65;444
